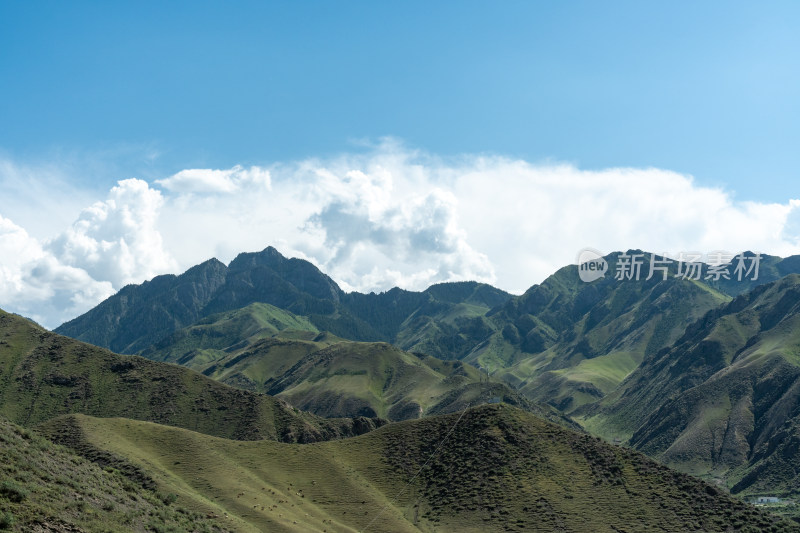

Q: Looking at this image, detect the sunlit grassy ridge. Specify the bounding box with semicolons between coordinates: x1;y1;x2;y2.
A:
38;405;797;533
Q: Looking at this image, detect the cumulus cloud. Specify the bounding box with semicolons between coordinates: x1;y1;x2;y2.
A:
2;141;800;328
0;215;114;327
156;165;271;194
151;145;800;296
45;178;177;288
303;169;494;291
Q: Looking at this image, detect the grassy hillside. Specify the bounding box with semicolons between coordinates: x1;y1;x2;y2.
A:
145;312;545;422
141;302;322;366
483;252;731;412
0;415;225;532
264;342;532;420
0;309;382;442
581;274;800;500
38;405;796;532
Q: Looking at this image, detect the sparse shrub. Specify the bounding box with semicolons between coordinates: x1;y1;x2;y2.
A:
161;492;178;505
0;511;14;530
0;480;27;502
71;499;88;512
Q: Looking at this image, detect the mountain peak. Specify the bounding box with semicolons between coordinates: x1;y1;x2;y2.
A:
228;245;288;271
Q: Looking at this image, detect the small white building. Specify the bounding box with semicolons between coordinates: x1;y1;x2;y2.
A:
754;496;781;504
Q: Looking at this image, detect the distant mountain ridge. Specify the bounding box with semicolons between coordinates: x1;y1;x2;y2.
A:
56;246;513;355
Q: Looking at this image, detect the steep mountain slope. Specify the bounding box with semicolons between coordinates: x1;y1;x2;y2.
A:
708;252;800;297
39;405;796;533
0;415;225;532
582;274;800;496
55;257;229;354
472;253;729;411
0;309;382;442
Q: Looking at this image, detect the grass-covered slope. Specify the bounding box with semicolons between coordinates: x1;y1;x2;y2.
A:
483;252;731;412
0;309;381;442
141;302;322;366
263;342;535;420
582;274;800;497
0;415;226;532
39;405;796;533
145;310;542;422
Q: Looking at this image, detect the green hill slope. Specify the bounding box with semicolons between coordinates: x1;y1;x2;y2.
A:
263;341;534;420
39;405;796;533
0;415;225;532
0;309;381;442
144;309;546;423
482;252;731;412
141;302;322;367
582;274;800;498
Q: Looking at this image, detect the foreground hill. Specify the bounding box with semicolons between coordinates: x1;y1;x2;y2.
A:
39;404;796;532
582;274;800;497
0;415;225;532
0;309;381;442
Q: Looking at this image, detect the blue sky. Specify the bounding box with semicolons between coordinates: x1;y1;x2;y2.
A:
1;1;800;327
2;1;799;199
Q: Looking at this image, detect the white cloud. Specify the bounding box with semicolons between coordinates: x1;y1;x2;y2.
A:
156;165;271;194
45;178;177;288
0;215;114;328
153;145;800;297
3;141;800;329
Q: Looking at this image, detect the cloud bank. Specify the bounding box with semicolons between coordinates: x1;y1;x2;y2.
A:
1;141;799;329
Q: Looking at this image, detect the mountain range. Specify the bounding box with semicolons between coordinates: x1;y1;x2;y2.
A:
9;245;800;529
3;304;788;530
